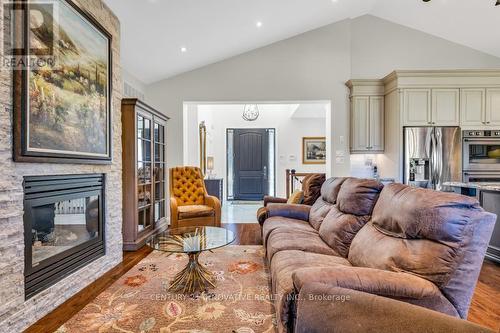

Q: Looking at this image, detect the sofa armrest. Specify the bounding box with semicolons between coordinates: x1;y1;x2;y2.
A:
205;195;221;226
205;195;221;211
264;196;288;206
294;284;493;333
266;203;311;222
292;266;440;300
169;197;179;228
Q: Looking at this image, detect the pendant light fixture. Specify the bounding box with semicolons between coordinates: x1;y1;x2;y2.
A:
242;104;260;121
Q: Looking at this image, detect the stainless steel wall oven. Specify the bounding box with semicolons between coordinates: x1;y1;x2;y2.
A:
463;130;500;173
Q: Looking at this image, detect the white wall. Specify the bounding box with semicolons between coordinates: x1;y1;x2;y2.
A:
185;104;327;198
350;15;500;78
146;15;500;179
147;18;352;177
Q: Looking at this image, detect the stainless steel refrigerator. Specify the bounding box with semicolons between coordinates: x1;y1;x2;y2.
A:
404;127;461;191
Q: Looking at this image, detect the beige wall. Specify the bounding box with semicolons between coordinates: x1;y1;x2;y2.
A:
147;15;500;180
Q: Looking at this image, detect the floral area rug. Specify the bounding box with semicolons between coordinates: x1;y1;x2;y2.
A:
56;246;276;333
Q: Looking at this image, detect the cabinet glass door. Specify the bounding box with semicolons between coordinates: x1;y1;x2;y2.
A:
154;120;166;223
137;113;153;233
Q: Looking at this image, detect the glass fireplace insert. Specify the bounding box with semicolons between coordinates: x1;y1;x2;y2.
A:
24;174;105;299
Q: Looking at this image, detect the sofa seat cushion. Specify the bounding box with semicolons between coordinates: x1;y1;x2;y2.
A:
266;228;339;262
262;216;316;247
270;250;351;329
292;266;459;318
177;205;214;219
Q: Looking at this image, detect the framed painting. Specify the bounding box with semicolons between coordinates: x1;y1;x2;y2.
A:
302;137;326;164
13;0;112;164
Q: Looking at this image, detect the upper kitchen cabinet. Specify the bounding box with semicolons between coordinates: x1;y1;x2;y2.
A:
346;80;385;153
461;88;500;127
402;88;459;126
486;88;500;126
460;88;485;127
431;89;460;126
403;89;431;126
369;96;385;151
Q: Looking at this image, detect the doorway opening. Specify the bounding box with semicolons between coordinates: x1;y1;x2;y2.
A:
183;101;331;223
227;128;276;201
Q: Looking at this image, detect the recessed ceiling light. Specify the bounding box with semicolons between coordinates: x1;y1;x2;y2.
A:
331;0;338;2
256;21;263;28
181;47;187;53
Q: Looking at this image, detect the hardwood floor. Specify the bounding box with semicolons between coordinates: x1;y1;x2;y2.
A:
468;260;500;331
26;223;499;332
25;246;153;333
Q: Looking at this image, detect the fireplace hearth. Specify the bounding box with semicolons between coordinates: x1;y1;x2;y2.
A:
23;174;105;299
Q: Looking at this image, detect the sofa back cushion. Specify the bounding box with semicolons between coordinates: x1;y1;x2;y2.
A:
337;178;384;216
302;173;326;205
319;207;371;257
348;183;496;318
309;177;348;230
318;178;383;257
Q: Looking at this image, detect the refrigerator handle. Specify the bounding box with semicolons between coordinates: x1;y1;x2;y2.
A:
430;131;437;188
435;130;443;190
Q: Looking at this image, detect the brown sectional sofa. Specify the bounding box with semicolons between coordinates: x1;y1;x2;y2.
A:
260;177;497;333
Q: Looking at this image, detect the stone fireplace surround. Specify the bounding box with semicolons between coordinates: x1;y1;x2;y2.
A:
0;0;122;331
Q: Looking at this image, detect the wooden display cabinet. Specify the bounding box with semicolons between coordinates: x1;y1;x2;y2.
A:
122;99;169;251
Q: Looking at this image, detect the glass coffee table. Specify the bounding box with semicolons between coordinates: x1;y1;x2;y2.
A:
147;226;235;294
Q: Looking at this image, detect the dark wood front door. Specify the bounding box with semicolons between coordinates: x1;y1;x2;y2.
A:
232;129;270;200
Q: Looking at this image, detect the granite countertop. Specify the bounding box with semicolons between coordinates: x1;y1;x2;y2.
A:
444;182;500;192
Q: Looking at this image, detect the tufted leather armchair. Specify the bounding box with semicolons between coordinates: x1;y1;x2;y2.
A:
169;166;221;228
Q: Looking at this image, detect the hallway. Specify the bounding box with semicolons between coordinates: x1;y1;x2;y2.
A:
221;201;262;224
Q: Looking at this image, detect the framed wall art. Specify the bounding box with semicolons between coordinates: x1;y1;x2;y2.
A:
302;137;326;164
13;0;112;164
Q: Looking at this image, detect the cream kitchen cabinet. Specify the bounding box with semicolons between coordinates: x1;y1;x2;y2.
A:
431;89;460;126
486;88;500;126
369;96;385;151
461;88;500;127
403;88;459;126
403;89;431;126
460;88;486;127
350;95;384;153
346;80;385;153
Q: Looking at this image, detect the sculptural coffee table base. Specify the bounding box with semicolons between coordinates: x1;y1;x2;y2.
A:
147;226;235;294
168;252;216;294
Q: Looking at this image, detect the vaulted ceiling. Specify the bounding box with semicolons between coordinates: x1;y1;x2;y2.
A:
104;0;500;84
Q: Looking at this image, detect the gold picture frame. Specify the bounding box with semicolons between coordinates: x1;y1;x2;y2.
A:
302;137;326;164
